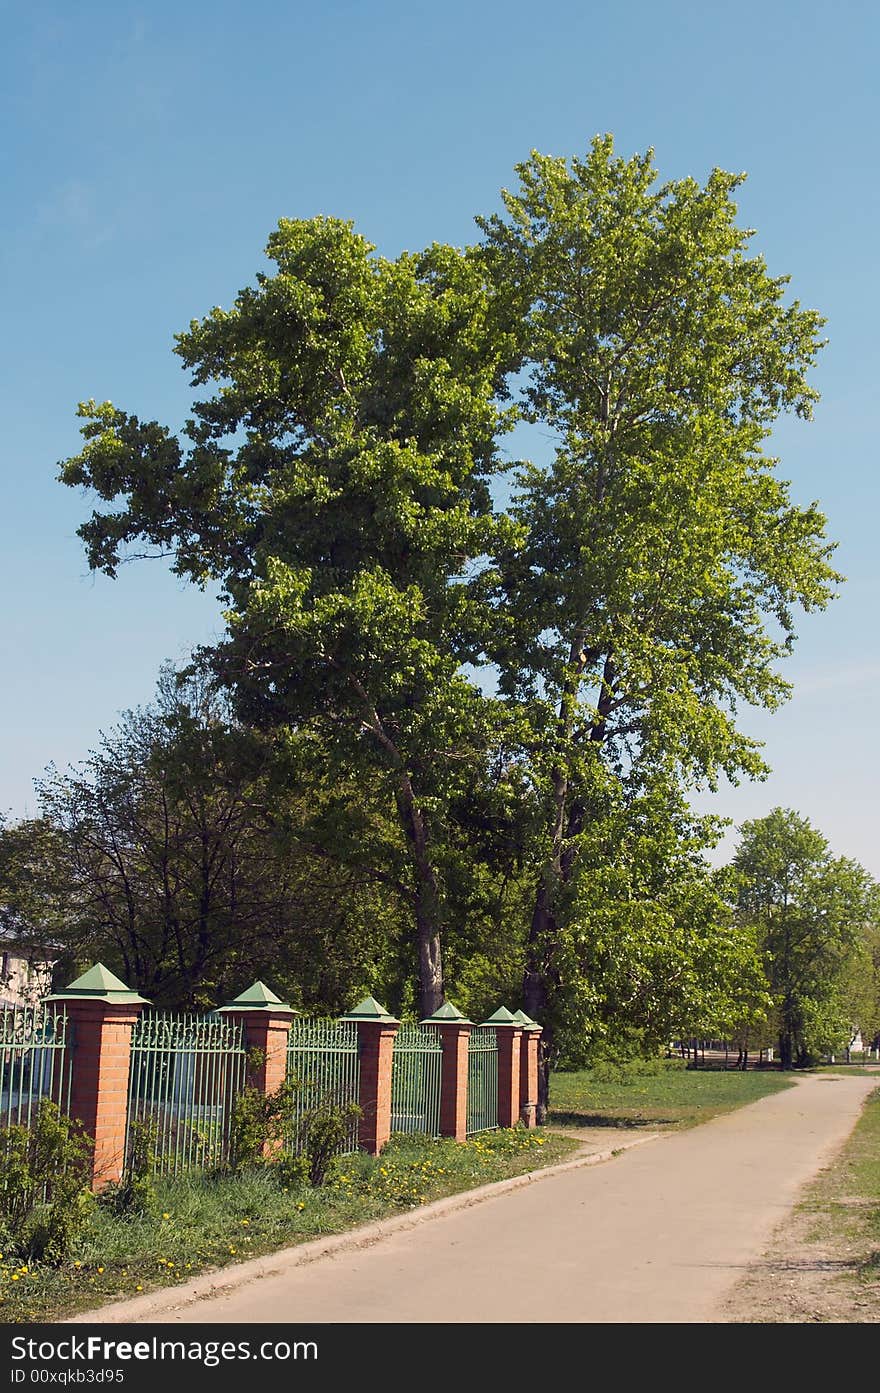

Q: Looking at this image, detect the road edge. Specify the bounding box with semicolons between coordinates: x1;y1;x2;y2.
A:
66;1130;662;1324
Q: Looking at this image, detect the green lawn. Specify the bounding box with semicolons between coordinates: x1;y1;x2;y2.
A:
549;1057;795;1130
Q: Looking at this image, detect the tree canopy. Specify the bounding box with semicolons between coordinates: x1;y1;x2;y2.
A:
56;137;842;1097
733;808;878;1066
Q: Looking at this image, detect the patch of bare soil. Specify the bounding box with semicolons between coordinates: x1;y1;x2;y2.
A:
725;1209;880;1322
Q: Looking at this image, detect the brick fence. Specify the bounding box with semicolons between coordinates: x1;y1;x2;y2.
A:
27;963;543;1189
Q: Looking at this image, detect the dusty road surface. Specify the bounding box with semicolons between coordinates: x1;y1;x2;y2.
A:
88;1073;877;1324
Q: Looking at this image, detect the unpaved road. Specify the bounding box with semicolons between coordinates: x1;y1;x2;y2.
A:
88;1072;878;1324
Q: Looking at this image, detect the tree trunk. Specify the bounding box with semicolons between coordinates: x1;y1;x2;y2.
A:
396;776;445;1018
416;905;444;1019
356;687;447;1018
524;885;554;1122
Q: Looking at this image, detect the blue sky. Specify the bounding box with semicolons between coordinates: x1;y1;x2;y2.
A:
2;0;878;874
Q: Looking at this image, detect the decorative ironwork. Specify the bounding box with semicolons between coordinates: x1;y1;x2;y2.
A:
466;1027;498;1135
286;1017;361;1155
126;1010;248;1175
390;1023;442;1137
0;1004;72;1131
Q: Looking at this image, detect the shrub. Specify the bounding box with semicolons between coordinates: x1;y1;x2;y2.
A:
297;1099;362;1186
0;1100;93;1263
270;1151;309;1191
229;1073;298;1173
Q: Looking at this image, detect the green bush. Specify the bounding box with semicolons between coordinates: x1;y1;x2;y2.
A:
0;1100;93;1264
269;1151;309;1191
297;1099;362;1186
229;1072;298;1174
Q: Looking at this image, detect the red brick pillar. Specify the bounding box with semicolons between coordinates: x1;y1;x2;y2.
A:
343;997;399;1155
424;1003;472;1142
221;981;296;1159
514;1015;541;1128
483;1008;522;1130
49;963;147;1191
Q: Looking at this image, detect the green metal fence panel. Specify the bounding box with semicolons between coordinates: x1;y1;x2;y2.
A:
126;1011;248;1175
390;1023;442;1137
286;1018;360;1156
466;1027;498;1135
0;1003;72;1133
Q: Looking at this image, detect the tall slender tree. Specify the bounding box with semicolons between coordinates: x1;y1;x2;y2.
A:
477;137;840;1108
59;221;516;1015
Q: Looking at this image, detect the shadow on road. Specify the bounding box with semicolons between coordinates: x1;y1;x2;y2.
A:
548;1111;672;1130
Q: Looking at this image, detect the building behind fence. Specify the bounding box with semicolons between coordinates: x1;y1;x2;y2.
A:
0;963;542;1189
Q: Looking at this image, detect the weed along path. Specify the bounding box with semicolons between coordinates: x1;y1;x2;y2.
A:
82;1073;877;1325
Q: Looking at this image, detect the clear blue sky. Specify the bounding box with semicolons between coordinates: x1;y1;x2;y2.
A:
2;1;878;874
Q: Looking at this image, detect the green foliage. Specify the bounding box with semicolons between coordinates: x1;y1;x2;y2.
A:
472;137;838;1081
229;1069;299;1174
296;1099;363;1187
55;138;843;1063
59;218;521;1017
12;666;400;1011
733;808;879;1066
269;1151;310;1191
0;1101;93;1264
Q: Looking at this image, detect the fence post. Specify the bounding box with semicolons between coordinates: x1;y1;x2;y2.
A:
423;1001;472;1142
220;980;296;1094
483;1007;523;1129
342;997;399;1155
48;963;147;1191
513;1010;542;1128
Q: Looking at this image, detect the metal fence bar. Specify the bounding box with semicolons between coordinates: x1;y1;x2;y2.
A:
466;1027;498;1135
0;1004;72;1133
390;1023;442;1137
126;1010;248;1176
286;1018;361;1156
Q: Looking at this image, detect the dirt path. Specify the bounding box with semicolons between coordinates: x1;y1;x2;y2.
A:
79;1071;876;1325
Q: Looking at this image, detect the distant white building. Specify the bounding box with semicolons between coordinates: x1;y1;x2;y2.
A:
0;926;57;1008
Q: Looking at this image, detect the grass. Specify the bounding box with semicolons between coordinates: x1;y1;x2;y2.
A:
549;1056;795;1131
796;1084;880;1272
0;1128;577;1324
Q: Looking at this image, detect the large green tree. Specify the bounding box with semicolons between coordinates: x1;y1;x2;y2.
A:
476;137;840;1107
57;142;842;1090
59;221;516;1016
733;808;878;1067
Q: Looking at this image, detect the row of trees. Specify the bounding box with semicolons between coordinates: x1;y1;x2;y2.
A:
4;136;875;1108
2;669;876;1069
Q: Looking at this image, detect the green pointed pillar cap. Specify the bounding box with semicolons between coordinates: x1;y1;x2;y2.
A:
342;995;399;1024
422;1000;472;1025
219;980;296;1014
49;962;148;1004
481;1006;520;1027
512;1009;541;1030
